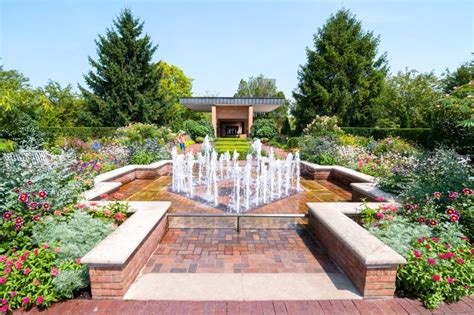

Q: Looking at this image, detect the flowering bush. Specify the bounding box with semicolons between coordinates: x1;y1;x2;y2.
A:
303;115;343;139
83;201;129;225
397;237;473;309
0;245;82;312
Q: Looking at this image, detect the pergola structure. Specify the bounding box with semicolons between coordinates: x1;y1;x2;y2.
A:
179;97;285;138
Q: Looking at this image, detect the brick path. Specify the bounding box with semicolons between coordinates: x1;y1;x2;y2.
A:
142;227;336;274
16;297;474;314
116;176;352;214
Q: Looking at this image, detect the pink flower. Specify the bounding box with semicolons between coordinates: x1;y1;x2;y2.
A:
0;305;8;313
427;258;436;265
54;247;60;254
462;188;472;195
1;299;6;305
53;210;62;216
375;197;385;201
33;279;40;286
99;193;109;199
447;277;455;284
90;201;98;206
9;292;16;297
4;268;11;275
76;202;87;209
414;250;422;259
114;212;125;221
34;249;39;256
36;296;44;305
0;278;6;285
418;217;425;224
5;260;13;267
417;238;424;243
22;297;30;304
23;268;31;275
0;256;6;262
51;267;59;277
431;237;439;243
14;261;23;270
433;192;442;199
432;274;441;281
38;191;47;199
456;258;465;265
386;215;394;221
103;209;112;216
42;243;50;249
75;258;81;264
376;212;385;219
448;191;459;199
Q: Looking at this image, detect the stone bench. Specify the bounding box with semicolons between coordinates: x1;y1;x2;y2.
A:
81;201;171;299
307;202;406;299
351;183;398;203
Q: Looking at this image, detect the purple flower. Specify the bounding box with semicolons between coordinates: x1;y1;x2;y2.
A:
2;212;12;220
446;208;456;215
448;191;459;199
18;193;28;203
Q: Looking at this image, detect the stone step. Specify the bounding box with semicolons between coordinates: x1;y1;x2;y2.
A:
124;273;362;301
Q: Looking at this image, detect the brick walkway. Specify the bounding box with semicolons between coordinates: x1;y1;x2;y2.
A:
142;227;336;274
115;176;352;214
16;297;474;314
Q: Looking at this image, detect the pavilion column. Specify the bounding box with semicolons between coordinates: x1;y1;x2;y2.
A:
248;106;254;137
211;105;217;137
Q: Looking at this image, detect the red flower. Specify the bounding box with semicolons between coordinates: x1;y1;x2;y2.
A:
414;250;422;259
462;188;472;195
15;216;24;225
446;208;456;215
14;261;23;270
405;204;413;211
447;277;455;284
432;274;441;281
433;192;442;199
418;217;425;224
431;237;439;243
32;214;41;222
29;202;39;210
449;214;460;222
38;191;47;199
425;245;431;249
2;211;12;220
22;297;30;304
456;258;464;265
429;219;437;226
376;212;385;219
23;268;31;275
427;258;436;265
76;202;87;209
42;202;50;210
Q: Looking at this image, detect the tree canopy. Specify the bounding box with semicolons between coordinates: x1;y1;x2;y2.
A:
292;9;388;131
442;61;473;94
80;8;162;126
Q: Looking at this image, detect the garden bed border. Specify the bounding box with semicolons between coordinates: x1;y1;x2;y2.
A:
307;202;406;299
81;201;171;299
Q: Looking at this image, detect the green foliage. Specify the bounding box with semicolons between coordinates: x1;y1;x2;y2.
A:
400;149;473;205
0;246;82;311
127;139;170;165
156;61;202;125
32;211;113;263
397;237;473;309
292;9;387;130
300;137;337;165
195;136;204;143
43;127;117;142
183;120;213;140
287;137;300;149
80;9;163;126
441;61;473;94
342;127;432;147
251;119;277;139
374;69;441;128
0;139;15;153
116;123;173;145
430;82;474;155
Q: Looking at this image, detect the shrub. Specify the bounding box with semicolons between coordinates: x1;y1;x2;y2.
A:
303;116;343;139
397;237;473;309
195;136;204;143
300;136;337;165
52;268;89;299
183;120;213;140
400;149;473;204
129;150;155;165
43;127;116;142
342;127;432;147
127;139;170;165
251;119;277;139
287;137;300;149
0;139;15;154
116;123;166;145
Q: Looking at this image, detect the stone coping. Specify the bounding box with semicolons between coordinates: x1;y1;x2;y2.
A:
81;201;171;267
307;202;405;266
301;161;374;183
351;183;398;203
94;160;172;184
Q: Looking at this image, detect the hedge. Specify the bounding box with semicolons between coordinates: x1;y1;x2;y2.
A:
341;127;432;147
42;127;117;140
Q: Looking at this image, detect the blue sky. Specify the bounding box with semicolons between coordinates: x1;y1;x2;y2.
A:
1;0;472;98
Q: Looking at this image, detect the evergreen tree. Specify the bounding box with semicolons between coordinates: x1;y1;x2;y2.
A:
441;60;473;94
292;9;388;131
80;9;162;126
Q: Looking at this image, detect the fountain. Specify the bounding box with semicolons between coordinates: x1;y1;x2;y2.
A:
171;136;302;213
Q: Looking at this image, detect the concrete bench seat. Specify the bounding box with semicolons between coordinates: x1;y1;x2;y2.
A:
81;201;171;299
351;183;398;203
307;202;406;299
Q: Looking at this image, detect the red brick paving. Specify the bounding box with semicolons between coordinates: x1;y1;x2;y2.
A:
15;297;474;314
142;227;336;274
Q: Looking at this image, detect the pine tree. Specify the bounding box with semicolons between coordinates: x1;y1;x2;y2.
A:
292;9;388;131
80;9;162;126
